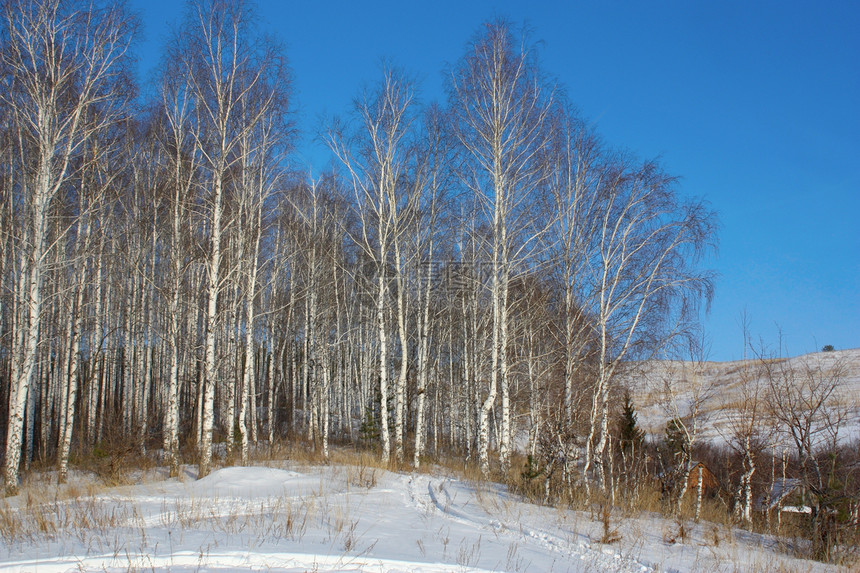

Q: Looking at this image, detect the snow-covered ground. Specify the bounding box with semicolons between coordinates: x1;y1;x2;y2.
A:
0;462;849;572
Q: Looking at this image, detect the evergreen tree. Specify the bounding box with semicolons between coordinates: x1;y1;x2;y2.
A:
665;417;690;459
617;390;644;452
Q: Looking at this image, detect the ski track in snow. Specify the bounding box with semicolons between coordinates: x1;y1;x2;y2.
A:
403;472;650;572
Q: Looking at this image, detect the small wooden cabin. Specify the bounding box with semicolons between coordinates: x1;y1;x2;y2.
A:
683;461;721;498
660;460;722;499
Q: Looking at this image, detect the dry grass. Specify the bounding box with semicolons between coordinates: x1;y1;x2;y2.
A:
599;501;622;544
0;465;353;559
65;433;158;487
7;438;855;571
0;484;134;546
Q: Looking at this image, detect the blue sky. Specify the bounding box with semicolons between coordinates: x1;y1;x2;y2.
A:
132;0;859;362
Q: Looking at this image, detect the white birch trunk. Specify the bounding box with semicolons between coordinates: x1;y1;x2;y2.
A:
165;298;181;476
164;222;183;475
57;305;74;472
695;465;704;521
58;265;87;483
412;241;434;468
676;462;692;515
306;269;317;445
377;270;391;464
267;339;275;444
240;216;262;464
499;257;511;471
199;173;225;479
741;448;755;524
393;242;408;462
88;234;106;444
321;347;330;460
10;252;28;472
4;158;51;496
479;250;500;476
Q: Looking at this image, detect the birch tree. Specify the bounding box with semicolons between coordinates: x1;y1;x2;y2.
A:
545;109;602;426
582;158;716;494
57;121;125;483
719;318;767;524
1;0;134;495
174;0;291;478
154;57;201;477
448;20;555;474
652;349;715;515
411;104;453;467
326;68;418;464
762;347;848;558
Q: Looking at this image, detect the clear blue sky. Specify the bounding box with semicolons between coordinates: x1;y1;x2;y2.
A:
132;0;859;362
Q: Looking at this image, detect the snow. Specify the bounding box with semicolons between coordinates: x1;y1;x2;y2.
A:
762;478;804;511
0;463;847;572
625;348;860;449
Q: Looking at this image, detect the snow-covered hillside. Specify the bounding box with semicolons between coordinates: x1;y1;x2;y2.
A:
625;348;860;447
0;463;849;572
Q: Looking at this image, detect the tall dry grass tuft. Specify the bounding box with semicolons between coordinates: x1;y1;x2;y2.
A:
599;501;622;544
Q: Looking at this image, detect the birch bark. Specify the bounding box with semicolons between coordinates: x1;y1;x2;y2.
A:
1;0;133;495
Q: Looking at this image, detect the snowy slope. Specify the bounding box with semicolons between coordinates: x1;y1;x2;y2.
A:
0;463;848;572
625;348;860;447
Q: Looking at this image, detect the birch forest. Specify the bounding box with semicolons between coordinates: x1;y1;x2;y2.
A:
0;0;716;497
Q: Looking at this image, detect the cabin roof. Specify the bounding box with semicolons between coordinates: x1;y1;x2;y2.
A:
760;478;805;511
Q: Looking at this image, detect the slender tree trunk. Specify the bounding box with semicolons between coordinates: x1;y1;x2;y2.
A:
499;257;511;471
676;462;692;515
393;242;408;462
321;346;330;460
5;158;51;496
58;268;87;483
377;269;391;464
165;274;182;476
199;170;225;479
267;338;275;444
479;255;499;476
413;242;433;468
740;446;755;524
695;464;704;521
239;222;261;465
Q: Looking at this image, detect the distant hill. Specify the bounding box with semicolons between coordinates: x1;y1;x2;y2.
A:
623;348;860;449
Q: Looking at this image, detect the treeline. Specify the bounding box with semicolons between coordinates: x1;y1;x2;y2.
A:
0;0;715;497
